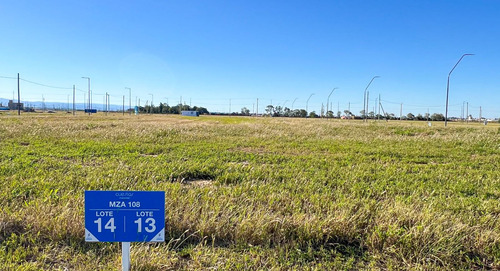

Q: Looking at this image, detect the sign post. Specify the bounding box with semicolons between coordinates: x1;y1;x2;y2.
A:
85;191;165;270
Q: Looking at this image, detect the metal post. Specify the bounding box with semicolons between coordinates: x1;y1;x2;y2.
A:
122;242;130;271
445;54;474;126
17;73;20;115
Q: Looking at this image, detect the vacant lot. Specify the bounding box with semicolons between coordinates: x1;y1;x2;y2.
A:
0;113;499;270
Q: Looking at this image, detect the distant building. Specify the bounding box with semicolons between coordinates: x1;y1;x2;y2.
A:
181;111;199;117
8;100;23;110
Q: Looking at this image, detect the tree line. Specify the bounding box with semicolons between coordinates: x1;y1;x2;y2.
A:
138;103;209;114
238;105;452;121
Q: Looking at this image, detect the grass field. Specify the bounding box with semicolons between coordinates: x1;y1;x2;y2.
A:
0;112;499;270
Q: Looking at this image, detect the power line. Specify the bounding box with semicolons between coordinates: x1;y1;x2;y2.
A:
19;78;72;90
0;75;17;80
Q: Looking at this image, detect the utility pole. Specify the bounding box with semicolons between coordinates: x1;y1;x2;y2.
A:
366;91;369;119
462;101;465;121
256;98;259;116
73;85;75;116
105;92;108;115
466;102;469;123
479;106;482;122
125;87;131;115
17;73;20;115
400;103;403;121
82;77;91;115
377;93;382;120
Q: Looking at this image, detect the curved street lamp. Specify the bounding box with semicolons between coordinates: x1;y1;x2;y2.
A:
282;100;288;108
445;54;474;127
363;76;380;122
306;93;315;116
326;87;338;118
291;98;298;110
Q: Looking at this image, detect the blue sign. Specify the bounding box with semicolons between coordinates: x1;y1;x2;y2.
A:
85;191;165;242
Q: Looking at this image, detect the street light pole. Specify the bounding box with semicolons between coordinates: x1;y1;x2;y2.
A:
282;100;288;108
291;98;298;111
327;87;338;118
363;76;379;122
149;93;153;114
306;93;315;116
81;77;91;115
125;87;131;115
445;54;474;127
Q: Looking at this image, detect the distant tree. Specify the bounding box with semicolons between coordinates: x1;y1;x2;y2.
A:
265;105;274;116
291;109;307;118
299;109;307;118
274;106;283;117
241;107;250;116
309;111;318;118
368;111;375;119
424;112;430;121
283;107;291;117
416;114;424;120
196;107;209;115
406;113;415;120
360;110;366;118
326;110;334;118
431;113;445;121
337;111;341;118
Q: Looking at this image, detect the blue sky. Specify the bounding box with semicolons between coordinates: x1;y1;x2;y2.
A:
0;0;499;118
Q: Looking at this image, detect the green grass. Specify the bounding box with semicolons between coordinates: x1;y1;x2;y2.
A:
0;113;499;270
